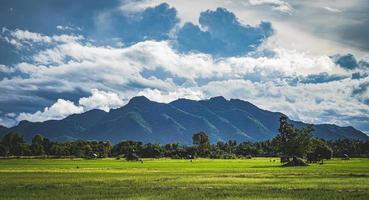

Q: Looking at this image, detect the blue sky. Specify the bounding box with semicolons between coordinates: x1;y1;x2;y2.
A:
0;0;369;134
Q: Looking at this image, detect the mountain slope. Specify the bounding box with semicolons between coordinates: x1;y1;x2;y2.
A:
0;96;368;143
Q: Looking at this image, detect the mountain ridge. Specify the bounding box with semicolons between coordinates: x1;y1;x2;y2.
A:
1;96;368;143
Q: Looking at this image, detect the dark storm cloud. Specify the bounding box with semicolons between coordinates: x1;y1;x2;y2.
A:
175;8;273;57
331;54;359;70
299;73;346;84
97;3;179;44
331;54;369;70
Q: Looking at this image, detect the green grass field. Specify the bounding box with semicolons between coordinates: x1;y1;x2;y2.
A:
0;158;368;199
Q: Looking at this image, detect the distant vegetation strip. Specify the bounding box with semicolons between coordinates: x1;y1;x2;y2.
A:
1;116;368;161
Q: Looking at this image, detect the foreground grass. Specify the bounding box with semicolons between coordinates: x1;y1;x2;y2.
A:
0;158;368;199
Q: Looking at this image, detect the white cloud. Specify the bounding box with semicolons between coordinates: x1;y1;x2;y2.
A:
10;29;53;43
79;89;125;112
1;28;84;49
16;89;126;122
0;65;15;73
17;99;84;122
137;88;204;103
3;39;344;104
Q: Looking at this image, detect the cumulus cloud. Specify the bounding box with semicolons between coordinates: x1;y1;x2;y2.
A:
79;89;125;112
16;89;125;122
17;99;84;122
137;88;204;103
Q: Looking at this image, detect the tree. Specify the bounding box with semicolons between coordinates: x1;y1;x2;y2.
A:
192;132;209;146
50;143;69;156
82;144;93;157
272;116;313;159
310;139;333;160
236;142;259;156
192;132;210;157
42;138;53;155
1;132;29;156
96;141;112;158
31;134;45;155
112;140;143;157
0;144;7;156
141;143;162;158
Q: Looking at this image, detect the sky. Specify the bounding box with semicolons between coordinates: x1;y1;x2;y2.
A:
0;0;368;134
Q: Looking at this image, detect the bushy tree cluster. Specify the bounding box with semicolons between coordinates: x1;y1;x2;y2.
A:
0;132;112;158
327;139;369;157
0;132;30;156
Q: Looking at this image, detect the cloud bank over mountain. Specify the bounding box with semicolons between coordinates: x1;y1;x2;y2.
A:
0;0;368;135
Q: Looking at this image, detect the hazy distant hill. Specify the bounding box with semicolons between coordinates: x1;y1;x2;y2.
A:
1;96;368;144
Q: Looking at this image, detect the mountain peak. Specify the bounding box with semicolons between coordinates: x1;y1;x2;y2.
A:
128;96;151;104
18;120;32;126
208;96;227;102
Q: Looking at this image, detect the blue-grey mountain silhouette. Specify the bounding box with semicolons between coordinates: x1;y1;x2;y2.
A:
1;96;367;144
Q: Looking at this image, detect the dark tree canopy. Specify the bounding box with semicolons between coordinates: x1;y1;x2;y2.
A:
311;139;333;160
272;115;313;158
31;134;45;155
192;131;210;146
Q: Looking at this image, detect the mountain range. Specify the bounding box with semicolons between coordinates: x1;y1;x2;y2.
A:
0;96;368;144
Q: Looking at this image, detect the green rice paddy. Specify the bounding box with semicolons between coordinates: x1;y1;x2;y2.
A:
0;158;368;199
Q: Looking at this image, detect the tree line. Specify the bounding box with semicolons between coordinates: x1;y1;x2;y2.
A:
0;116;368;159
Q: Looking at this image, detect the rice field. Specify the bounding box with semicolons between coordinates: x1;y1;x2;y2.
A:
0;158;368;199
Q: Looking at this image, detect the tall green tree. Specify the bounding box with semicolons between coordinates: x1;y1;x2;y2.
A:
192;131;210;157
272;115;313;158
96;141;112;157
31;134;45;155
192;132;209;146
1;132;30;156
